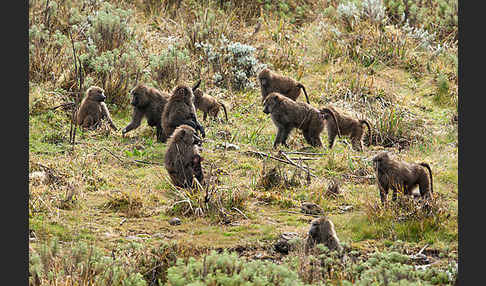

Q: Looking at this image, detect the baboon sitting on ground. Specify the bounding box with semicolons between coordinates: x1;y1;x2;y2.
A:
258;68;310;104
372;152;434;204
320;106;371;151
162;82;205;141
305;216;343;253
122;84;170;142
164;125;204;188
262;92;339;148
193;88;228;122
76;86;117;130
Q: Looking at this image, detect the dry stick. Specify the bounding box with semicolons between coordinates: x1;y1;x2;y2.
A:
279;151;318;178
285;151;327;156
68;29;82;147
245;150;317;177
284;210;321;218
232;207;248;220
101;147;164;166
289;157;319;161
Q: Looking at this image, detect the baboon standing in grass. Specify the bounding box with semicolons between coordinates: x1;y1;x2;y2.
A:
161;81;206;141
122;84;170;142
372;152;434;204
193;88;229;122
305;216;343;253
320;106;371;151
164;124;204;188
262;92;339;148
76;86;117;130
258;68;310;104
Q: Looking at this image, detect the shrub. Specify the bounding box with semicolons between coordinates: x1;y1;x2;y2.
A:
148;45;190;88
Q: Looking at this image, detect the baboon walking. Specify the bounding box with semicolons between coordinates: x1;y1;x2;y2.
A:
372;152;434;204
76;86;117;130
320;106;371;151
262;92;339;148
258;68;310;104
122;84;170;142
305;216;343;253
161;81;206;141
193;88;229;122
164;125;204;188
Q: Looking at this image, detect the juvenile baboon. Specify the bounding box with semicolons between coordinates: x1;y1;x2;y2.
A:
372;152;434;204
122;84;170;142
258;68;310;104
262;93;339;148
320;106;371;151
76;86;117;130
193;89;228;122
164;125;204;188
305;216;343;253
162;82;206;141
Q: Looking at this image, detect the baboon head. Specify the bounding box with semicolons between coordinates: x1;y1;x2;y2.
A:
130;85;149;108
372;152;391;170
308;218;322;241
258;68;271;87
86;86;106;102
172;124;202;146
262;93;279;114
172;85;194;104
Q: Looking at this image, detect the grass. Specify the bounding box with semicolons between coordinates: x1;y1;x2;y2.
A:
29;0;457;285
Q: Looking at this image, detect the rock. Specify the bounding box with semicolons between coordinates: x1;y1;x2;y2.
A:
29;171;48;185
216;142;240;151
300;202;323;215
169;217;181;226
274;232;300;255
338;205;353;213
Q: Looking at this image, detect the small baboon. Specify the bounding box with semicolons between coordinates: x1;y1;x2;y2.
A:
305;216;343;253
122;84;170;142
258;68;310;104
320;106;371;151
193;88;228;122
372;152;434;204
262;92;339;148
164;125;204;188
76;86;117;130
162;81;206;141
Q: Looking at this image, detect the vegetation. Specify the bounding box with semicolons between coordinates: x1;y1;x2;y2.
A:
29;0;457;285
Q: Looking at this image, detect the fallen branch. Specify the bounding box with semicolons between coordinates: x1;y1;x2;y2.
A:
279;151;317;178
285;151;328;156
232;207;248;220
284;210;321;218
101;147;164;166
244;150;317;178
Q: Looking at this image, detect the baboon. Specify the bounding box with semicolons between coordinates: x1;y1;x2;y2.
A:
320;106;371;151
258;68;310;104
162;81;206;141
122;84;170;142
262;93;339;148
193;88;228;122
164;125;204;188
75;86;117;130
305;216;343;253
372;152;434;204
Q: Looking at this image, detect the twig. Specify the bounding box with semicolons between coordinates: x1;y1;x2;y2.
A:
232;207;248;220
279;151;317;178
119;218;127;226
285;151;328;156
245;150;317;177
101;147;164;166
284;210;321;218
288;157;319;161
50;102;75;111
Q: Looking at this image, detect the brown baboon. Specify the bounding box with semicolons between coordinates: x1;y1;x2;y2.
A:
258;68;310;104
305;216;343;253
193;89;229;122
164;125;204;188
122;84;170;142
262;93;339;148
320;106;371;151
162;81;206;141
76;86;117;130
372;152;434;204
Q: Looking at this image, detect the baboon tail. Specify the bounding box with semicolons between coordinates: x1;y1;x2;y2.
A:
192;79;201;92
321;108;341;137
297;83;310;104
220;102;229;122
360;120;372;147
419;163;433;194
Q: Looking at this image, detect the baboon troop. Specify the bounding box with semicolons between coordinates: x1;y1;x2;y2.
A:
161;82;206;142
305;216;343;253
164;124;204;188
320;106;372;151
258;68;310;104
372;152;434;204
76;86;117;131
193;88;229;122
263;92;338;148
122;84;170;142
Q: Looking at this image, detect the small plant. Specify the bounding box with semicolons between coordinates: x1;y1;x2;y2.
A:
105;190;145;218
148;45;190;88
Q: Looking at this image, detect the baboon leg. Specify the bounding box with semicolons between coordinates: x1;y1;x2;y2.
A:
327;128;338;149
391;188;398;201
203;112;208;122
351;137;363;151
304;129;322;147
123;109;144;134
418;177;431;199
274;127;291;148
81;115;95;129
156;124;165;142
379;185;388;204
